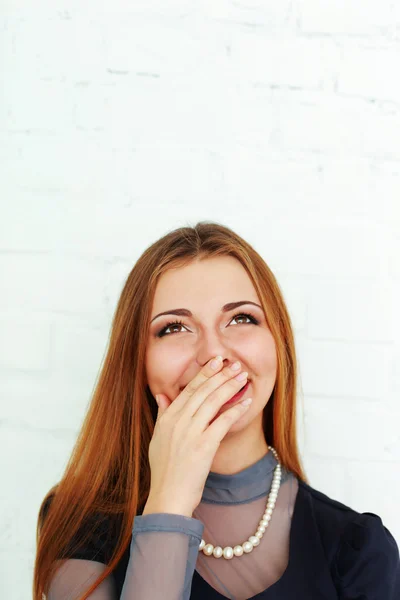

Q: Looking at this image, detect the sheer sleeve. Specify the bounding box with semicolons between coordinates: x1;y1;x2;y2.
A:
46;512;204;600
120;513;204;599
47;559;118;599
333;511;400;599
45;505;118;599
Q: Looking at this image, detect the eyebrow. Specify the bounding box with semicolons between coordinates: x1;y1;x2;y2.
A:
150;300;263;324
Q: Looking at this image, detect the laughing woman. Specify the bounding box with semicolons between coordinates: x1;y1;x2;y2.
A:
34;222;400;600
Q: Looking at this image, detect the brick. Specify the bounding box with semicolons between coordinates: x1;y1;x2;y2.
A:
304;396;399;460
337;45;400;102
298;338;391;399
273;91;400;159
0;255;107;317
307;279;395;342
0;319;51;370
300;0;396;36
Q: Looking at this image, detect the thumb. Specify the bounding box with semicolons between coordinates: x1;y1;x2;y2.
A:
154;393;171;416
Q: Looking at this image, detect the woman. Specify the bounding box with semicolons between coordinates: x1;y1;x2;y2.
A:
34;222;400;599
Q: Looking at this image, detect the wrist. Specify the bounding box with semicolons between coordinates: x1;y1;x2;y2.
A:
142;496;193;518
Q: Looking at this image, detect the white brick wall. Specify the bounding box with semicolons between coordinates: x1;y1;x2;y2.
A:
1;2;399;597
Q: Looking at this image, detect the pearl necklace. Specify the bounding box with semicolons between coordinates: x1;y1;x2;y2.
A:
198;446;281;560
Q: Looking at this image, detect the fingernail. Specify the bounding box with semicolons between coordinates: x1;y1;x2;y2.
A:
241;397;253;406
235;371;248;381
211;356;223;370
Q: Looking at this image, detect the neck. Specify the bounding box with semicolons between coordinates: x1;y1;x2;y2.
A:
209;421;269;476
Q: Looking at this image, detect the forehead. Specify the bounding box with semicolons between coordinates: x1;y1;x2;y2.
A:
152;256;258;306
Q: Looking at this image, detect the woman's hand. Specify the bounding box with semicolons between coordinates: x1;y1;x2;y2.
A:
143;356;251;517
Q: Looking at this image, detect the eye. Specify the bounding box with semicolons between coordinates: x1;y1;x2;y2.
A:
156;312;259;338
157;319;186;338
230;312;259;326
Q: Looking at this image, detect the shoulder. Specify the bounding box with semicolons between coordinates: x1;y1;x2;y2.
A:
41;493;121;564
298;479;361;533
297;479;400;597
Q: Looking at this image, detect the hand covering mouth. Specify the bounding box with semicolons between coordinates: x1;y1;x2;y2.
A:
179;379;251;393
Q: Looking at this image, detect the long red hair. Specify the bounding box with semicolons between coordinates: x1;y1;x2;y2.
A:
33;221;308;599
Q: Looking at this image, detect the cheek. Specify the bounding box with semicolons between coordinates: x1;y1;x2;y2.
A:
145;344;184;389
247;331;277;373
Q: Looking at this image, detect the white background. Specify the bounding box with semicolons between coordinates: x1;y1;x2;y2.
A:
1;1;400;597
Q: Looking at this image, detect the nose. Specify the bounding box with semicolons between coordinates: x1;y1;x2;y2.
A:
197;345;230;367
194;325;242;372
198;356;235;371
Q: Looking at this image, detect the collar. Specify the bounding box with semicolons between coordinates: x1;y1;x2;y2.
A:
201;448;289;505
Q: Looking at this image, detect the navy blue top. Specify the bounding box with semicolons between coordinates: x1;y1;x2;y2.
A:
103;479;399;599
47;471;400;598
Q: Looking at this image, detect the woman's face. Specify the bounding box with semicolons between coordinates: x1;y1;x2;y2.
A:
145;255;277;431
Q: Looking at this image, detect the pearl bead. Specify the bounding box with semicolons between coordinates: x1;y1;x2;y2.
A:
199;446;282;560
203;544;214;555
249;535;260;546
223;547;234;559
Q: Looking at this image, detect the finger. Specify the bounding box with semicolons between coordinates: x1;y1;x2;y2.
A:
192;371;249;428
182;361;246;418
202;398;253;450
154;393;171;415
169;355;225;412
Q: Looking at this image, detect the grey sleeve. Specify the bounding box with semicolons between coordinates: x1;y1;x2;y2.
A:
121;513;204;600
46;513;204;600
47;559;118;599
